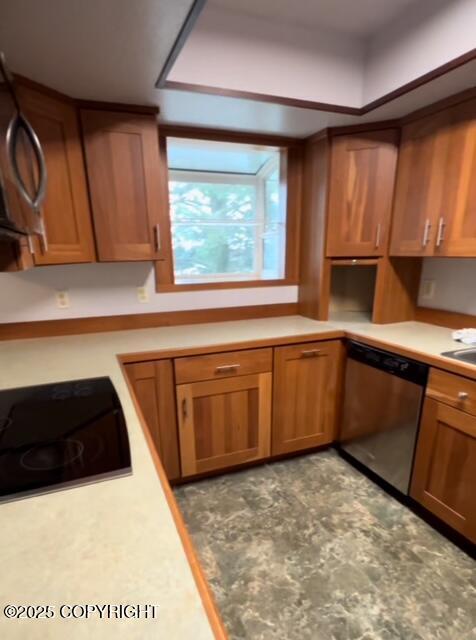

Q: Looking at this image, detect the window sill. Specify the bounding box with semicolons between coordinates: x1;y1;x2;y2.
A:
156;278;298;293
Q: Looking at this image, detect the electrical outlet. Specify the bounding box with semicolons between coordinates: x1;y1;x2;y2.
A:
421;279;436;300
56;290;70;309
137;286;149;303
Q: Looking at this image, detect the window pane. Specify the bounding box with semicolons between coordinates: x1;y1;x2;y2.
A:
172;222;257;281
169;182;256;222
264;168;282;223
262;223;286;279
167;138;287;284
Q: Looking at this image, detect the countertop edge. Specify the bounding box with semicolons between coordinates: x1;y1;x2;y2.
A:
119;361;229;640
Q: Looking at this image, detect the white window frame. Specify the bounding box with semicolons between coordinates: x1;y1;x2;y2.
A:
169;157;284;284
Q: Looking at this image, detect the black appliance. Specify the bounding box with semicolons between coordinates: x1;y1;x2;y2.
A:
0;51;47;240
0;377;131;503
339;341;428;495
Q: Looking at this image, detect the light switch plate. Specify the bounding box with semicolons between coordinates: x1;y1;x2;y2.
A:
56;290;70;309
137;286;149;303
421;279;436;300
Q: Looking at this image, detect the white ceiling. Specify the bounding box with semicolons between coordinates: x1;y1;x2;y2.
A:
0;0;195;104
209;0;424;39
0;0;474;138
159;58;476;137
169;0;476;107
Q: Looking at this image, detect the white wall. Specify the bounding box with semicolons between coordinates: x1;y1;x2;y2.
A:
418;258;476;316
0;263;298;324
364;0;476;103
0;262;297;323
168;6;365;106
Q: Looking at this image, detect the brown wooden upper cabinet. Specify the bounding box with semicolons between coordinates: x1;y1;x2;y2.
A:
17;84;96;264
436;98;476;256
272;340;341;455
411;369;476;543
390;97;476;257
175;348;272;477
81;109;168;261
326;130;399;257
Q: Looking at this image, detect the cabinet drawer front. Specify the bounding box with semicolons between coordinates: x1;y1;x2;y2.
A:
427;368;476;416
174;348;272;384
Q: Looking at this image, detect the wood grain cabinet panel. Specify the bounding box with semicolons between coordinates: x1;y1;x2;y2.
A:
125;360;181;481
174;348;272;384
327;130;399;257
17;85;95;264
177;373;272;477
436;98;476;256
81;109;168;261
390;111;449;256
426;368;476;416
411;397;476;543
272;340;341;455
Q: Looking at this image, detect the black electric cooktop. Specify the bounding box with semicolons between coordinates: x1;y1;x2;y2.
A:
0;377;131;503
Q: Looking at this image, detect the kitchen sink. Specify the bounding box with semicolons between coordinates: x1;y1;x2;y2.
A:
441;347;476;365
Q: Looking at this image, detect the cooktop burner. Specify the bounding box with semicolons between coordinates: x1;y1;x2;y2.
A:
0;377;131;503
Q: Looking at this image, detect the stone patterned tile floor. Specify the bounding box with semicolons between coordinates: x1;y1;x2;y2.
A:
174;450;476;640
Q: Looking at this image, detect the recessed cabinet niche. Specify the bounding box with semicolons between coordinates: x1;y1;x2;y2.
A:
328;261;377;322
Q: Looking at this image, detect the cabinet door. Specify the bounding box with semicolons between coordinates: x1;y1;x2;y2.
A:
272;340;341;455
411;398;476;542
177;373;271;477
17;85;95;264
81;109;167;261
327;130;398;257
436;98;476;256
390;112;448;256
125;360;181;481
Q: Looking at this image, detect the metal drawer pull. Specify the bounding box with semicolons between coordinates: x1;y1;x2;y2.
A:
422;219;432;247
375;223;382;249
215;364;241;373
154;224;161;252
436;217;446;247
458;392;469;400
301;349;322;357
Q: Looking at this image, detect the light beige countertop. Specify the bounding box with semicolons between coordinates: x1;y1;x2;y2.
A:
0;315;472;639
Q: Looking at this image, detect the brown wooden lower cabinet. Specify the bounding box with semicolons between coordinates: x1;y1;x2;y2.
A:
272;340;341;455
411;397;476;543
125;360;181;481
176;372;272;477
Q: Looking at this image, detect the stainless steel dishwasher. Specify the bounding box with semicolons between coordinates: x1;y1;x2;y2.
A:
338;341;428;495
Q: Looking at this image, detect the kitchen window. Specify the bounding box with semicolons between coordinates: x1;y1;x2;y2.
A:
155;134;300;290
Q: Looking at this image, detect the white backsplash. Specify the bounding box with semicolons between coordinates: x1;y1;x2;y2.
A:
0;262;298;324
418;258;476;315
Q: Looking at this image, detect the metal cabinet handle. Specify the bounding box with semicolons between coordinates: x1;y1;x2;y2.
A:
301;349;322;358
154;224;161;252
436;217;446;247
182;398;188;420
458;392;469;400
422;219;432;247
6;112;47;211
215;364;241;373
375;223;382;249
